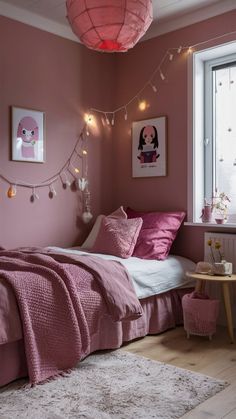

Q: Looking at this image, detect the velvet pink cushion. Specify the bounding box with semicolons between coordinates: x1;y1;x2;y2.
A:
91;216;143;258
126;208;185;260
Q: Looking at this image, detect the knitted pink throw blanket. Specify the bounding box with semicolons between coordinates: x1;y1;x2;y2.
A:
0;249;142;385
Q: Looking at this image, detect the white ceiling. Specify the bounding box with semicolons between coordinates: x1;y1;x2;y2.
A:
0;0;235;43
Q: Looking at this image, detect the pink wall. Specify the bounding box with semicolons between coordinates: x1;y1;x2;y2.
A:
0;16;114;249
1;10;236;260
112;10;236;262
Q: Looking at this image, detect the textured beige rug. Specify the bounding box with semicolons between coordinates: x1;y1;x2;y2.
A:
0;350;227;419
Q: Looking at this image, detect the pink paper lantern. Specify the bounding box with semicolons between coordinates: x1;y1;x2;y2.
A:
66;0;153;52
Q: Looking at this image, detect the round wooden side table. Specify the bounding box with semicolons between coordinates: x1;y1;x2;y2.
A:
186;271;236;343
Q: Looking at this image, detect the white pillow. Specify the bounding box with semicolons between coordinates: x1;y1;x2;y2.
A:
81;206;127;250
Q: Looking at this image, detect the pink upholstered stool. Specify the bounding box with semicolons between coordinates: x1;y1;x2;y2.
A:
182;292;219;340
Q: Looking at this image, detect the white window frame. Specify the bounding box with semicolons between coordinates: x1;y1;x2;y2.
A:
187;40;236;227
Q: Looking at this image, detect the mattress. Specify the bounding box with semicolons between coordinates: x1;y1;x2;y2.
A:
48;247;196;299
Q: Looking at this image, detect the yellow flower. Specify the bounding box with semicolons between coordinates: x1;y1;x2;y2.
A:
207;239;223;262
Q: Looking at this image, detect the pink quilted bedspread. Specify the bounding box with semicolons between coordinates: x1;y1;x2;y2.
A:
0;249;142;385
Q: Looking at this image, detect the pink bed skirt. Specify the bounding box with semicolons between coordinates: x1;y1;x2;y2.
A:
0;288;192;387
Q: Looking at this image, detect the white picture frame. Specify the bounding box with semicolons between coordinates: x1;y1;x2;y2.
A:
11;106;45;163
132;116;167;177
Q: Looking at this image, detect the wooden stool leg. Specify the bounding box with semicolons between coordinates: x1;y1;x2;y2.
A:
222;282;234;344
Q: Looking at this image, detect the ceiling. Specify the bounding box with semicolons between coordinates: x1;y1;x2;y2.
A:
0;0;235;42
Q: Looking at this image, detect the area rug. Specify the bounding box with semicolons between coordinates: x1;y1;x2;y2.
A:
0;350;227;419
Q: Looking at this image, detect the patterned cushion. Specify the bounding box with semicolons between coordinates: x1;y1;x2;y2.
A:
91;216;143;258
81;206;127;249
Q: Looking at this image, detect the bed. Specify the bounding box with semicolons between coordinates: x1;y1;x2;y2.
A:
0;207;196;387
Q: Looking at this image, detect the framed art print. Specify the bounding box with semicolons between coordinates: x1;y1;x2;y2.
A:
12;106;45;163
132;116;167;177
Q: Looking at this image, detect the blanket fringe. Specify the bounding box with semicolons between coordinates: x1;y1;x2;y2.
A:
30;367;75;387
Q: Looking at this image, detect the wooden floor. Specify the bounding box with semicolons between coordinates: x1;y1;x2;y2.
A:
122;326;236;418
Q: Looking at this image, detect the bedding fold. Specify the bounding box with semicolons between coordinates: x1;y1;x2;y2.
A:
44;249;143;322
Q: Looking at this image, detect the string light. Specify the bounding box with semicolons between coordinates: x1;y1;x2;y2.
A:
70;161;80;174
150;82;157;93
84;113;93;124
7;184;17;198
1;122;92;221
2;32;235;212
159;70;165;81
111;113;115;126
88;31;236;124
138;99;147;111
105;113;110;125
1;123;89;201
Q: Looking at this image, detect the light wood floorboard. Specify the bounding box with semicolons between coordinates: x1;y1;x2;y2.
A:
122;326;236;418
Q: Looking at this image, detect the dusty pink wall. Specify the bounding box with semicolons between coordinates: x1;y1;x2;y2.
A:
112;10;236;262
0;16;114;249
1;11;236;259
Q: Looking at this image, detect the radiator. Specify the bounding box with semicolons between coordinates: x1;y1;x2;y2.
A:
204;232;236;272
204;232;236;328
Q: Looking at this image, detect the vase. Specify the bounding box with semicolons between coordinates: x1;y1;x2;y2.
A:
214;214;227;224
201;205;212;223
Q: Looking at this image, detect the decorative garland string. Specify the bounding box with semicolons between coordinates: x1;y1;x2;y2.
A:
1;124;92;220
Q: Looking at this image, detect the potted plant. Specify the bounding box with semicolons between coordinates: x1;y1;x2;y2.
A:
212;190;230;224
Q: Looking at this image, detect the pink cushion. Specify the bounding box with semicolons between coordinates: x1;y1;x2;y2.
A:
91;216;143;258
126;208;185;260
81;206;127;250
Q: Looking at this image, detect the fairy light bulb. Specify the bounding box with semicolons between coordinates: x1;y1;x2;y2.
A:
74;167;80;174
188;47;193;54
7;184;17;198
124;107;128;121
160;70;165;81
139;100;147;111
111;114;115;126
82;149;88;155
150;82;157;93
105;113;110;125
177;46;182;54
168;52;174;61
84;113;93;124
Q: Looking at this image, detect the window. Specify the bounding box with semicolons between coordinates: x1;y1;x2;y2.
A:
189;41;236;225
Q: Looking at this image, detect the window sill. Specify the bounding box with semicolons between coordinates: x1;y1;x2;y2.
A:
184;222;236;228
